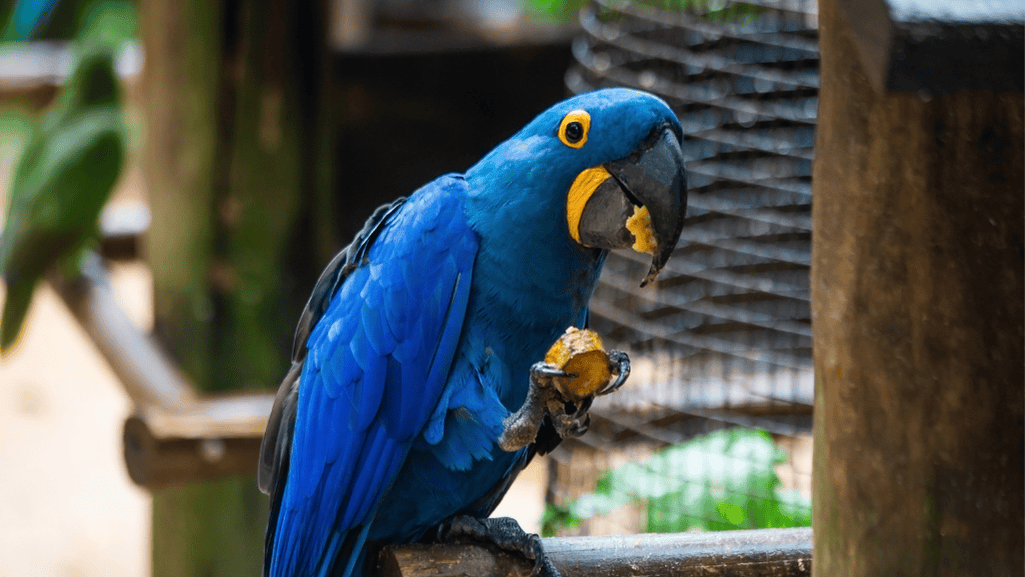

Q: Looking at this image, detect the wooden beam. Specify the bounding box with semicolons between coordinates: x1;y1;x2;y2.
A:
50;255;277;487
122;394;273;487
378;527;812;577
48;258;197;411
813;0;1024;573
836;0;1024;93
123;409;264;488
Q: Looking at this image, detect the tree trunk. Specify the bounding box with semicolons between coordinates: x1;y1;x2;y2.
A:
140;1;332;575
811;1;1024;575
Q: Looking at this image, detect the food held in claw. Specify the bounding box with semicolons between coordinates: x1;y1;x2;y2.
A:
544;327;613;400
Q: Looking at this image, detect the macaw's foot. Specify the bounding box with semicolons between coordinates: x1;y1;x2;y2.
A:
437;515;562;577
498;349;631;452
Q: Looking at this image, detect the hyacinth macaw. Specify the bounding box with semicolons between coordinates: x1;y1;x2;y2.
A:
259;88;688;577
0;40;124;353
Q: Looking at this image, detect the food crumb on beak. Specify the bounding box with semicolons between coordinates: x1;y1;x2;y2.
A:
626;205;656;256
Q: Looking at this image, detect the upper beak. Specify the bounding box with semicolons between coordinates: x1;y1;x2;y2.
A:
571;126;688;286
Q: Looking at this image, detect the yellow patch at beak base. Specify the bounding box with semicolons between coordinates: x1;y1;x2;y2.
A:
626;205;657;256
566;166;612;244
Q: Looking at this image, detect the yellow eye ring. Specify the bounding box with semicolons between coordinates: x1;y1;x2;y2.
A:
558;110;591;149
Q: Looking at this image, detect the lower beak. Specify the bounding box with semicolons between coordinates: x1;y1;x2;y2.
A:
570;127;688;286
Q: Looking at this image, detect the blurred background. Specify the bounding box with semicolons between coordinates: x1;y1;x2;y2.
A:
1;0;820;575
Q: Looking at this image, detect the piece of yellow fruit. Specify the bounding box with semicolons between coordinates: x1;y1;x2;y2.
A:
544;327;611;400
626;204;657;256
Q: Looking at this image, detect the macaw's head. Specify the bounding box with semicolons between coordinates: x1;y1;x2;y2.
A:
466;88;687;287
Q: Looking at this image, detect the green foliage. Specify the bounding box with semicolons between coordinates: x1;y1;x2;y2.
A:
0;111;33;166
540;502;581;537
522;0;590;22
77;0;138;45
522;0;762;24
544;428;811;536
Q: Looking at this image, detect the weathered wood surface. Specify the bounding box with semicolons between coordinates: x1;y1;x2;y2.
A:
378;528;813;577
813;0;1024;575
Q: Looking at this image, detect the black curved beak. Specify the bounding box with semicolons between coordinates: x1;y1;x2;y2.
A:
576;127;688;286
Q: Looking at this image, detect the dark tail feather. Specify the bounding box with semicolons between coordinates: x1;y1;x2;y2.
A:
328;522;375;577
1;277;37;355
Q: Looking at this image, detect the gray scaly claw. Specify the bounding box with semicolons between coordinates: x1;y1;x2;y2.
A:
438;516;562;577
530;361;577;384
596;349;630;396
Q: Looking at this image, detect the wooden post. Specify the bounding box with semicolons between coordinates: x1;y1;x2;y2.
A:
139;1;332;575
812;0;1024;575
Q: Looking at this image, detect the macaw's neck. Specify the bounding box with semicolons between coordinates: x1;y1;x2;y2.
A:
460;167;608;347
472;230;605;325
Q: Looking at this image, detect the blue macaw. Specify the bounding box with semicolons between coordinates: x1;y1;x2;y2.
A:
259;88;688;577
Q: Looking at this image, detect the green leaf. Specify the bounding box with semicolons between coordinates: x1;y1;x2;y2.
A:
716;499;746;526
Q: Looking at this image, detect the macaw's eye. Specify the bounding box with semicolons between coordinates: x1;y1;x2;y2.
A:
565;122;583;143
558;110;591;149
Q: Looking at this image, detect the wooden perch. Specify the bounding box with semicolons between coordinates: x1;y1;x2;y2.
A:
378;527;812;577
49;255;275;488
99;199;150;261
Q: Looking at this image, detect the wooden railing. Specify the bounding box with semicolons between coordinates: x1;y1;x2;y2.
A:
49;256;272;487
379;528;812;577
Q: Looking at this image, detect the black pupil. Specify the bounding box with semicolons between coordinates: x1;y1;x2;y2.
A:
565;121;584;143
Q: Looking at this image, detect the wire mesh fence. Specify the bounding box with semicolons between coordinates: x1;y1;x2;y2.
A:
545;0;819;536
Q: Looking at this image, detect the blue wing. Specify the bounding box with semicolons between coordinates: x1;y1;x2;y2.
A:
263;176;479;577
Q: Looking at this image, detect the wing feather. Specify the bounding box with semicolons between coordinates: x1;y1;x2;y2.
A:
262;177;478;577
